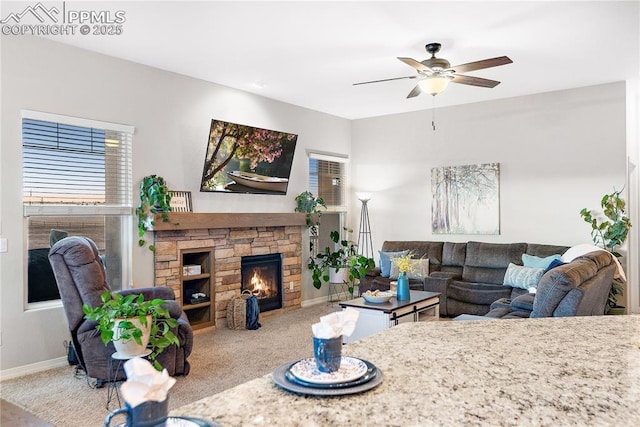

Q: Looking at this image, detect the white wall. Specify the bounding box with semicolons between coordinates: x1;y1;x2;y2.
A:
0;36;351;374
350;82;627;251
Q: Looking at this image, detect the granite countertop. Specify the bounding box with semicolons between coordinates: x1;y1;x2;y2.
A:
171;315;640;426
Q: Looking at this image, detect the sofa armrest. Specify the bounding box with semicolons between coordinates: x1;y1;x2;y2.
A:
511;293;535;313
117;288;183;319
118;287;176;301
485;307;513;318
490;297;512;311
161;300;186;320
423;276;451;316
429;271;462;280
366;267;382;277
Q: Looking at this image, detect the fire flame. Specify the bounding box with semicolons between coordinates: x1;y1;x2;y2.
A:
250;268;274;298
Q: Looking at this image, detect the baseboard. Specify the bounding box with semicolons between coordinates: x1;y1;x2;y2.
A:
0;356;68;381
301;296;330;307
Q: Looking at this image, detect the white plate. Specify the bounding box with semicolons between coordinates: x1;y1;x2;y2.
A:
289;356;368;385
362;292;393;303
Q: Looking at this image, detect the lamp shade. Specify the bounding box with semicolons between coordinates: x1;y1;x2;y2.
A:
356;192;372;202
418;76;451;95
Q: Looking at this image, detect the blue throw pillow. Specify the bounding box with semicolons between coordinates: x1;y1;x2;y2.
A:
545;258;566;272
378;250;410;278
522;253;562;269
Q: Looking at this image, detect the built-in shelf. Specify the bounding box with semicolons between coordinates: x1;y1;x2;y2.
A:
183;301;211;310
151;212;306;231
180;247;214;330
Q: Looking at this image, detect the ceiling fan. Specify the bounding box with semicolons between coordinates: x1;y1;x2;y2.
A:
353;42;512;98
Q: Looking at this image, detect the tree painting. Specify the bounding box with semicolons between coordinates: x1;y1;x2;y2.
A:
431;163;500;234
200;119;297;194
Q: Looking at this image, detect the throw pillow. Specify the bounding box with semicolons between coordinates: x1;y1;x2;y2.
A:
390;258;430;280
378;250;410;278
503;263;545;290
522;253;562;269
545;258;566;272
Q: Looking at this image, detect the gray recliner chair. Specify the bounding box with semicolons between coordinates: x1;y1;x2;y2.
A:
485;250;617;318
49;236;193;384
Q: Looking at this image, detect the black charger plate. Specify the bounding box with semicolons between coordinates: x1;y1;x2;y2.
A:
285;359;377;389
272;358;383;396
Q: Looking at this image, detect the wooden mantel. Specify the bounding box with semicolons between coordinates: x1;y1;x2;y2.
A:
151;212;307;231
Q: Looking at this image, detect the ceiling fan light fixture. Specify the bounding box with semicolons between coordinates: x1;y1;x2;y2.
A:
418;76;451;96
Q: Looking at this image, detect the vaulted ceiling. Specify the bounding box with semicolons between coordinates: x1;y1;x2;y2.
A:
33;1;640;119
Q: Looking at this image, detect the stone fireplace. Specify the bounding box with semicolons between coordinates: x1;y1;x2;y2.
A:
152;212;305;327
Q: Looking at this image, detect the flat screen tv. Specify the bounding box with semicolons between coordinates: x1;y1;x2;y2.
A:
200;119;297;195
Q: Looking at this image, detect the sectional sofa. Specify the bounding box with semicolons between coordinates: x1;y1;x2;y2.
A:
359;240;617;318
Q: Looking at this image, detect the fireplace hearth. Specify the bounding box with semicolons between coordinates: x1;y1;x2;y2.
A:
241;253;283;312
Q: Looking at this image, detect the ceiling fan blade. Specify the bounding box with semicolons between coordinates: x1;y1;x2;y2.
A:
450;56;512;73
353;75;416;86
406;85;422;98
397;57;431;72
451;74;501;88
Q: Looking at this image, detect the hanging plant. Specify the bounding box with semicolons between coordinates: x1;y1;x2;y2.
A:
135;175;172;251
294;191;326;255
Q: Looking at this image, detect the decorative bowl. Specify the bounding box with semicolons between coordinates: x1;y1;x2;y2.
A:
362;292;393;303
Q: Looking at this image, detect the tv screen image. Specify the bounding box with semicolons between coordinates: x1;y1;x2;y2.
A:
200;119;297;195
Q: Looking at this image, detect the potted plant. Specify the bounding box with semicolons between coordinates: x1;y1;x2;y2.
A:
136;175;172;251
294;191;326;256
82;292;180;370
580;188;632;314
308;229;375;293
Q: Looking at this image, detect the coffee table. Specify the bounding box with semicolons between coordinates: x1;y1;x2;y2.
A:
339;290;440;343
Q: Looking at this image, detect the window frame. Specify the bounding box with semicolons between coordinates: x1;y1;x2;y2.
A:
307;151;349;213
21;110;134;308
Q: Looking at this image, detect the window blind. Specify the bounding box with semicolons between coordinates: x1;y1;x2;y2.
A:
308;154;347;211
22;113;133;216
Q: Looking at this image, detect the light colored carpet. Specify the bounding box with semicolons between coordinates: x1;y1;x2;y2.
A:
0;303;339;427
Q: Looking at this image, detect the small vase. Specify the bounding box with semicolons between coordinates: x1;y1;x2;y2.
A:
396;272;410;301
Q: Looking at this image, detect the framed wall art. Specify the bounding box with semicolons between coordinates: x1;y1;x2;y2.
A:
168;191;192;212
431;162;500;235
200;119;297;195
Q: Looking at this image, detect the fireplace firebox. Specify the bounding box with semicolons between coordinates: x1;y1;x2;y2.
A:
241;253;283;312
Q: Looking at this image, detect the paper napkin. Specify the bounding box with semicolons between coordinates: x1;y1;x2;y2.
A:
311;307;359;339
120;357;176;407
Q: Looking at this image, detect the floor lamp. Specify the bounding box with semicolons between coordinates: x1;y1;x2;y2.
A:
356;192;373;260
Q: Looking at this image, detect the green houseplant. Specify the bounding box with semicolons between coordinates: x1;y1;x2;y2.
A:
135;175;172;251
580;188;632;313
308;229;375;293
294;191;326;255
82;292;180;370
